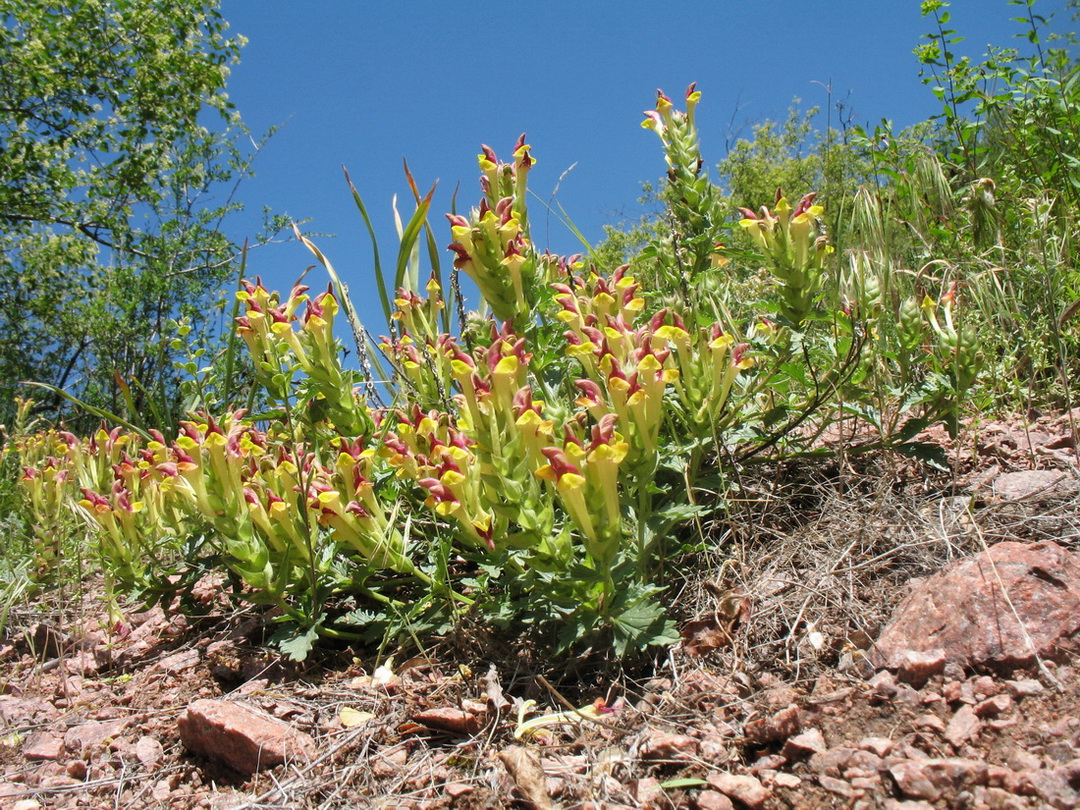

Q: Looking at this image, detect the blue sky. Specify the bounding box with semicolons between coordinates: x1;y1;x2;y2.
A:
219;0;1071;333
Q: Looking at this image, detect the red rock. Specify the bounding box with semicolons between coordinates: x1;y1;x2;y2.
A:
156;648;199;674
914;713;946;733
818;774;858;799
971;675;1000;699
868;670;899;699
858;737;894;757
705;773;769;810
444;782;473;798
1005;678;1044;697
773;772;801;789
640;730;699;761
65;760;87;780
632;777;663;807
781;728;826;760
743;705;799;745
889;758;989;802
134;735;163;765
809;746;859;777
873;541;1080;674
842;750;884;779
63;719;128;754
22;732;64;761
893;650;949;686
945;705;982;747
993;470;1069;500
694;790;734;810
178;699;316;776
974;694;1013;718
1019;765;1080;809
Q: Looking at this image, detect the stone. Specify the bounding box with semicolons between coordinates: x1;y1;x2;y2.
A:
632;777;664;807
639;730;699;761
694;790;734;810
992;470;1070;500
781;728;826;760
134;735;163;765
809;746;859;778
888;758;989;802
63;719;128;754
1019;765;1080;809
22;733;64;761
705;772;769;810
945;705;982;747
818;774;858;799
444;782;473;798
1005;678;1044;698
178;699;317;776
913;713;945;733
743;706;799;745
859;737;894;757
868;670;899;699
872;541;1080;674
892;650;949;686
974;694;1013;718
773;772;802;789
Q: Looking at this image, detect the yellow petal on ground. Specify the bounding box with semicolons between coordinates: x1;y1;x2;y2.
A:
339;706;375;727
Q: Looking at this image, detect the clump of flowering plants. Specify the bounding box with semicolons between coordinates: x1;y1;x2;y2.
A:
10;85;983;658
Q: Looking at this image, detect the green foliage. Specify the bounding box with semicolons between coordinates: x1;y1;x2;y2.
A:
0;0;282;432
13;85;980;659
11;0;1080;661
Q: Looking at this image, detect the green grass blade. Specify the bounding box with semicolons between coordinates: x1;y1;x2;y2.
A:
395;182;437;298
293;225;391;388
403;159;450;332
343;168;393;331
20;381;152;441
222;242;249;409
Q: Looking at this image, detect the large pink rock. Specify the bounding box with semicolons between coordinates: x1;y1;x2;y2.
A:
873;541;1080;680
178;699;316;776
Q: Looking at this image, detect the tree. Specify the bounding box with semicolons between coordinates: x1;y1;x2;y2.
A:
0;0;267;431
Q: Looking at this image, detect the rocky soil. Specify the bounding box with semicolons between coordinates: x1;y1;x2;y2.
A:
1;412;1079;809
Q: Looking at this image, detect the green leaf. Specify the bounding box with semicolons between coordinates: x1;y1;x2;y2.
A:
273;625;320;662
610;595;678;657
394;182;437;296
660;778;709;790
894;441;949;471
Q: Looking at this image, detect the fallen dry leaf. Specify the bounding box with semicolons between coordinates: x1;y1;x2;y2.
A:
499;745;555;810
679;589;751;657
339;707;375;728
410;706;484;735
484;663;511;714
